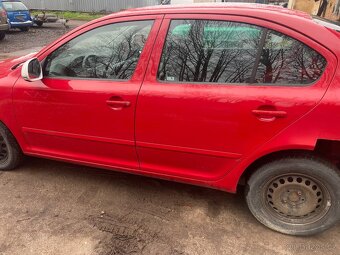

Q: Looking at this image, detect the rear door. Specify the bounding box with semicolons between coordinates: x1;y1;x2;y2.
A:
135;14;336;181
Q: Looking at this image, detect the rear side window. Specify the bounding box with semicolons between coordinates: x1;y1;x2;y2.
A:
158;19;327;86
44;20;153;80
255;30;326;84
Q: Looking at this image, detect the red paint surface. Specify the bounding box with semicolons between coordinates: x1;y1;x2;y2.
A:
0;4;339;193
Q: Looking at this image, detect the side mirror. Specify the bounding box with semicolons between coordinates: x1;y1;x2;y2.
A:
21;58;43;82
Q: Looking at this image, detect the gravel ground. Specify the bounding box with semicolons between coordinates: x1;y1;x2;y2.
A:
0;21;340;255
0;21;86;55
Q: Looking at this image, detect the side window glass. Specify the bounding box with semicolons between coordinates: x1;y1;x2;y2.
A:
255;30;327;84
158;19;327;86
44;20;153;80
158;20;263;83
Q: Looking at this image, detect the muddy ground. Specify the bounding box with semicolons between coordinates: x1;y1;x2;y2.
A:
0;23;339;255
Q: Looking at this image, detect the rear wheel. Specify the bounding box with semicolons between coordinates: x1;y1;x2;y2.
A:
245;156;340;236
0;123;23;170
0;32;5;41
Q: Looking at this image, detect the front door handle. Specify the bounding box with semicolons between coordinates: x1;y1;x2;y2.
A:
106;96;131;110
252;109;287;122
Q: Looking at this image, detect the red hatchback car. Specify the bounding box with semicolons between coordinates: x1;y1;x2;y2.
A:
0;4;340;236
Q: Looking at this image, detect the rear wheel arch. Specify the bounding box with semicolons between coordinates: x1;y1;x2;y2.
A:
238;149;317;187
239;139;340;187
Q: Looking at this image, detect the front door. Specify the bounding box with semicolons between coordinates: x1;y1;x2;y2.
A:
135;14;335;181
13;16;162;170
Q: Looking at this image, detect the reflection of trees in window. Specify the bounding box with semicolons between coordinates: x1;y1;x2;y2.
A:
158;20;262;83
255;31;326;84
291;46;325;83
84;27;149;79
44;20;153;80
158;20;327;86
257;33;290;83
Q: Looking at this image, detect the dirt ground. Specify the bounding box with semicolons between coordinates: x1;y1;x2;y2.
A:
0;158;339;255
0;23;340;255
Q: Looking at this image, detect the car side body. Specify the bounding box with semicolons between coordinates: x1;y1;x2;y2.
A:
0;4;340;235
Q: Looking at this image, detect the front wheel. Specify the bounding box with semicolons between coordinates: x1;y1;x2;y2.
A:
20;27;29;32
0;123;23;170
0;32;5;41
245;156;340;236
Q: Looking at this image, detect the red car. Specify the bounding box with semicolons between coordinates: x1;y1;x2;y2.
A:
1;4;340;236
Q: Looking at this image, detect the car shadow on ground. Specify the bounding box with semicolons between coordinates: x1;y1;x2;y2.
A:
19;156;247;218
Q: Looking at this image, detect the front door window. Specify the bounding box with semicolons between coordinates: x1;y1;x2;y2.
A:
44;20;153;80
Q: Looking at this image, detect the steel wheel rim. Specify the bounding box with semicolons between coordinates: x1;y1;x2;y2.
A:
263;173;332;225
0;134;8;163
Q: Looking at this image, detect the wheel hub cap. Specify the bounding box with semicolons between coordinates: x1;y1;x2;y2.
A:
266;175;331;223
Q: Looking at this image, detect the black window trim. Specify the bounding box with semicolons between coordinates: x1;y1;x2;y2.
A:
156;18;328;88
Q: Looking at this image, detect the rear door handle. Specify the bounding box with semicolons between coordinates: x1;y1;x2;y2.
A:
252;109;287;122
106;96;131;110
252;110;287;118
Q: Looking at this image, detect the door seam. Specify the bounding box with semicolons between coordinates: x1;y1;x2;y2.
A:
133;14;166;170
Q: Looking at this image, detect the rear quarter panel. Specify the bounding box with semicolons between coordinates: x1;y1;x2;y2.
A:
211;25;340;193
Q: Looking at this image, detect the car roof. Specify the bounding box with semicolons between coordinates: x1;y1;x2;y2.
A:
141;3;307;15
118;3;311;20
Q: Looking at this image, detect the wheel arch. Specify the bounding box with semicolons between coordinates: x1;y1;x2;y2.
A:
238;149;316;187
0;119;25;152
237;139;340;190
0;119;11;132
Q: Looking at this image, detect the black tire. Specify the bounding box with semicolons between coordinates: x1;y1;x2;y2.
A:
0;32;5;41
245;156;340;236
35;21;43;27
20;27;29;32
0;123;23;170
